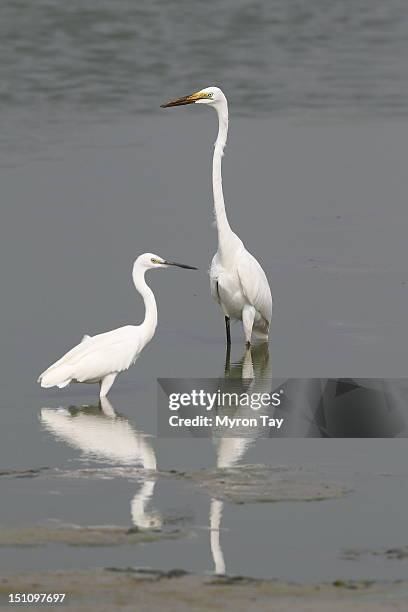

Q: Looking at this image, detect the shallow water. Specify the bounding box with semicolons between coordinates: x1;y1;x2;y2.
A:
2;389;408;582
2;0;408;119
2;0;408;584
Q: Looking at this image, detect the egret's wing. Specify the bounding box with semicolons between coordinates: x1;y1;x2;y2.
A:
70;330;142;382
237;251;272;324
38;326;141;383
209;253;221;305
38;334;94;379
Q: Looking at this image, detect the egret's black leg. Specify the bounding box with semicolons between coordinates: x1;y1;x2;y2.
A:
224;342;231;376
225;316;231;345
246;341;251;349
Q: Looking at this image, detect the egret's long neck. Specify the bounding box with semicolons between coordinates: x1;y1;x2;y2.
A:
132;266;157;344
213;100;233;252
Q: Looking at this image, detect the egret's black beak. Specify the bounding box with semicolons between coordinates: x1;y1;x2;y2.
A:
160;89;213;108
160;94;197;108
165;261;197;270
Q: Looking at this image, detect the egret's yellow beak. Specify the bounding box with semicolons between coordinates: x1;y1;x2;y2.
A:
161;90;211;108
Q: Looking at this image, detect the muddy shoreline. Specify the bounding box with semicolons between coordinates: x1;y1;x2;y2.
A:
1;569;407;611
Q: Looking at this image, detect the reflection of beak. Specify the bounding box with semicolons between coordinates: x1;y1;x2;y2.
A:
161;91;205;108
165;261;198;270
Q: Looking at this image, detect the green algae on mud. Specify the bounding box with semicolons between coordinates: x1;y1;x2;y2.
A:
0;468;49;479
0;523;187;548
342;546;408;561
165;464;350;504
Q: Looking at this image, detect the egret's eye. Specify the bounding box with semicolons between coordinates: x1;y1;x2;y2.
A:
207;92;214;98
151;258;159;264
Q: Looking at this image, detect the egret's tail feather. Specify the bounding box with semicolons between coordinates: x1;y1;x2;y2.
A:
38;366;73;389
57;380;71;389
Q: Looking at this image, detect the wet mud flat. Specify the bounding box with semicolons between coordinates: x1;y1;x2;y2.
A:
2;463;408;595
0;523;186;548
1;569;408;611
165;464;349;504
0;463;350;504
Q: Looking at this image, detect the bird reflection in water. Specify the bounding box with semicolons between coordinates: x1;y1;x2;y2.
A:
211;342;271;575
40;397;161;530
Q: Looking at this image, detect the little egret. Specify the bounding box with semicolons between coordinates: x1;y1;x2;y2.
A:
161;86;272;346
38;253;197;397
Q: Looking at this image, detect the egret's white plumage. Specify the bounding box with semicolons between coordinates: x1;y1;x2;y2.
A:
162;86;272;345
37;253;196;397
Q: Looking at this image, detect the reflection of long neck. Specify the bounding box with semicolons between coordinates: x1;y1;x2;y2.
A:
210;498;226;575
213;100;235;258
131;480;156;528
132;265;158;344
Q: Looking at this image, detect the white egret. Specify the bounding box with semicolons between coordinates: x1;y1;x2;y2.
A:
38;253;196;398
161;87;272;346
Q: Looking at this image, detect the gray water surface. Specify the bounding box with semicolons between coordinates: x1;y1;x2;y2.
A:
1;0;408;583
2;0;408;118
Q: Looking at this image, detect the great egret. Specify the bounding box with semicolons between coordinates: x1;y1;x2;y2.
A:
161;87;272;346
38;253;196;398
